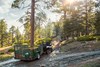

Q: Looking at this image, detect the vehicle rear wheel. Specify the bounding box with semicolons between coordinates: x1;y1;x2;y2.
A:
46;49;52;54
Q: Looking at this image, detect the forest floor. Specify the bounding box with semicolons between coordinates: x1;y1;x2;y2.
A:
59;41;100;67
68;57;100;67
60;41;100;53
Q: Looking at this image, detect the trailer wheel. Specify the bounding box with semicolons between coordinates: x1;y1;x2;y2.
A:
37;53;40;59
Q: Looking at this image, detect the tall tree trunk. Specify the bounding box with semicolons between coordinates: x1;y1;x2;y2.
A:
85;0;88;35
1;35;3;47
64;10;66;20
30;0;35;47
12;32;13;45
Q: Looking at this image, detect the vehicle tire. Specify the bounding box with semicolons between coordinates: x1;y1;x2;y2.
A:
37;53;40;60
46;49;52;54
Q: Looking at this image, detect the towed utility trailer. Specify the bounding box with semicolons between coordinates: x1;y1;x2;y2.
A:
14;42;52;61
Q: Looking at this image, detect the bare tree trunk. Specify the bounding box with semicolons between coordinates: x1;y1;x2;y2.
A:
64;10;66;20
12;32;14;45
30;0;35;47
85;0;88;35
1;35;3;47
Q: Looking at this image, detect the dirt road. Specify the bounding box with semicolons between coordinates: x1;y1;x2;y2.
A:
0;54;50;67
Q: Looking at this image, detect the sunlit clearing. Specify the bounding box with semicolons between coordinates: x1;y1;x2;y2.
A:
63;0;74;6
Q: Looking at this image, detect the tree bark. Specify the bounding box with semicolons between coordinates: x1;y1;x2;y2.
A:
30;0;35;47
12;32;14;45
1;35;3;47
85;0;88;35
64;10;66;20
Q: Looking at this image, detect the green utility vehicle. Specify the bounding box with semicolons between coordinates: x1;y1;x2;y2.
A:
14;38;52;61
14;44;43;60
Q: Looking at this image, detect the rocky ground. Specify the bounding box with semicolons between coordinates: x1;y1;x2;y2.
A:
68;57;100;67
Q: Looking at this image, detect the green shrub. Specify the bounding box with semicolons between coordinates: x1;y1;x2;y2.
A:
8;48;14;52
34;38;52;47
94;36;100;41
14;38;52;48
77;35;96;41
0;52;4;55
